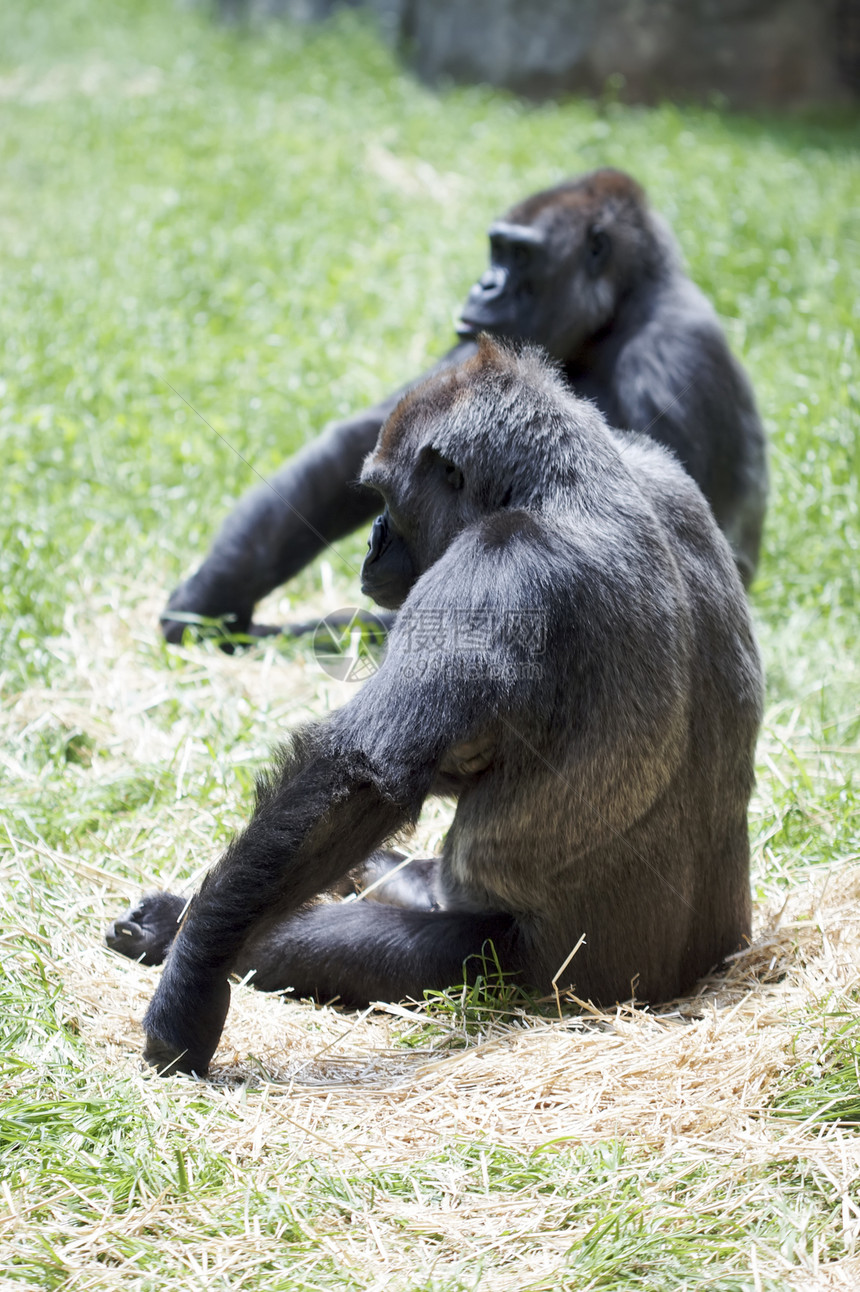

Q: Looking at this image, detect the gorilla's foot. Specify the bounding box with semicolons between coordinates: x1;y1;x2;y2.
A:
106;891;187;965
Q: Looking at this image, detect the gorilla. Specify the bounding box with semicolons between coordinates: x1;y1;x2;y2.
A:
109;337;764;1076
161;168;767;644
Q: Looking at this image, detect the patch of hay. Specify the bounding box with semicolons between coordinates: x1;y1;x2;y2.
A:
6;576;860;1287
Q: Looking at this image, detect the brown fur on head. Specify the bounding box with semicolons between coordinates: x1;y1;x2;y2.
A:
370;334;526;466
508;167;648;231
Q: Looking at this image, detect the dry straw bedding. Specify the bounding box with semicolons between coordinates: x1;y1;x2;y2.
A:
4;579;860;1288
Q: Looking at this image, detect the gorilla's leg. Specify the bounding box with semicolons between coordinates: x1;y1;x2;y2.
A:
282;608;395;642
234;901;519;1003
106;854;442;971
334;851;441;910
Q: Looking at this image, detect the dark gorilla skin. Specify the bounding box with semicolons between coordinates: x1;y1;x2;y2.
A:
160;168;766;643
110;338;763;1076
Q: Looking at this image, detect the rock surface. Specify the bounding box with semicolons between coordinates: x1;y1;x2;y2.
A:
209;0;859;109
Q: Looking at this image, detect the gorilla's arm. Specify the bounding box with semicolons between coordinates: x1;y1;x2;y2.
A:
142;732;416;1075
161;340;477;642
143;530;537;1074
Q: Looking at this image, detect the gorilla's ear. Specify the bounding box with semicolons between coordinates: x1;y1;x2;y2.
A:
586;225;611;274
444;459;465;491
421;445;465;492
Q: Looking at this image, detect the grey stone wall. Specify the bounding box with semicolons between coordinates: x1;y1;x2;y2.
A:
208;0;859;109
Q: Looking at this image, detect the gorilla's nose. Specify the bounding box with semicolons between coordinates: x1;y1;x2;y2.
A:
365;513;389;565
475;266;507;301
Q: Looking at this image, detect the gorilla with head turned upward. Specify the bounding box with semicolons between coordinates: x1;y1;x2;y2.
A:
110;337;763;1077
160;168;767;645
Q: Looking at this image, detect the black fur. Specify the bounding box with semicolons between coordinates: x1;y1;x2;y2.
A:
112;339;763;1076
160;168;766;642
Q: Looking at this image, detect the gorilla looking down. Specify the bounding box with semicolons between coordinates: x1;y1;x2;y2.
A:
161;168;767;643
110;338;764;1076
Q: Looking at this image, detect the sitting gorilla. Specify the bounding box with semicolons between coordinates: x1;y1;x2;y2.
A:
161;168;767;644
110;337;764;1076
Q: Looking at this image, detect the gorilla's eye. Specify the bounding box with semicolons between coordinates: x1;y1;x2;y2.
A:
422;445;464;491
491;235;535;271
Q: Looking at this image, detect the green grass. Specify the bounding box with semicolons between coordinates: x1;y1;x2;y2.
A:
1;0;859;1287
773;999;860;1125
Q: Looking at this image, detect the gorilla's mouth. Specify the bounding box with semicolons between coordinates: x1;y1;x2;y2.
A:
457;312;521;339
456;316;479;337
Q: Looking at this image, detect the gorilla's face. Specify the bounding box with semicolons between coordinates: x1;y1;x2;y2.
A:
359;507;417;610
457;170;653;361
361;418;471;611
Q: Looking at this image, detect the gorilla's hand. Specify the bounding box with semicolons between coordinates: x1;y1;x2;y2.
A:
106;891;187;965
143;976;231;1077
161;577;282;648
160;574;252;644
